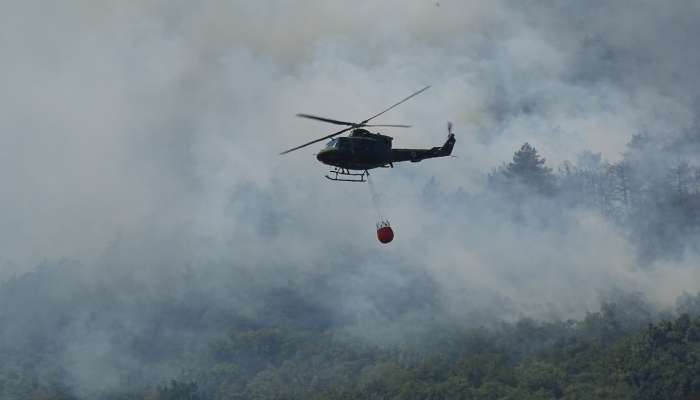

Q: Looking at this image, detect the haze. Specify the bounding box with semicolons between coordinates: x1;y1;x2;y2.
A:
1;1;700;395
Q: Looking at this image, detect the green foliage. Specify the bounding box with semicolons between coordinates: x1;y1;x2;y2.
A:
623;314;700;400
491;142;558;197
3;294;700;400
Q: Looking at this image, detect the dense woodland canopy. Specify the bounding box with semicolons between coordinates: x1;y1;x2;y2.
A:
1;269;700;400
3;132;700;400
490;131;700;263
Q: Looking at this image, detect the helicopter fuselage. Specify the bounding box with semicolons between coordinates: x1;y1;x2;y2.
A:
316;128;456;171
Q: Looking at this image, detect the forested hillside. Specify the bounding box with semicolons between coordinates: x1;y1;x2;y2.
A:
3;137;700;400
1;269;699;400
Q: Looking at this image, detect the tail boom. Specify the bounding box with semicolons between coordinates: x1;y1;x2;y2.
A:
391;132;455;163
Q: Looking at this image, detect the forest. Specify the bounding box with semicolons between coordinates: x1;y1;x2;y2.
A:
2;129;700;400
1;268;699;400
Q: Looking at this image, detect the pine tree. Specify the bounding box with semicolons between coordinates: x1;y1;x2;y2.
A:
502;143;557;196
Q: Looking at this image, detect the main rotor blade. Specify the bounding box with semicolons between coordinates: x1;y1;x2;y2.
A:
363;124;411;128
361;85;430;124
296;113;356;126
280;126;354;155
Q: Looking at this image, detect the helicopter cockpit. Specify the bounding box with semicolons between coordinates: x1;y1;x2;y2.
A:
325;137;353;150
325;138;338;148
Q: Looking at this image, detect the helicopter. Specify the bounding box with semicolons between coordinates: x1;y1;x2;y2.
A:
280;86;456;182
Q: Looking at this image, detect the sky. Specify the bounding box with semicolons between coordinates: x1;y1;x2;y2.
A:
2;0;700;340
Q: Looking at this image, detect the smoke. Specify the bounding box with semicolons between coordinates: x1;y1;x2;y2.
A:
2;0;700;394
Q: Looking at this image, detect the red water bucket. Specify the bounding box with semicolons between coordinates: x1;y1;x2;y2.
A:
376;220;394;244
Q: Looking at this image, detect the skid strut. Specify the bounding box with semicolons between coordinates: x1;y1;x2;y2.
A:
325;168;369;182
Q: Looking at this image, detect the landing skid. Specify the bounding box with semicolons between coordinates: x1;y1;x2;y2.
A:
325;168;369;182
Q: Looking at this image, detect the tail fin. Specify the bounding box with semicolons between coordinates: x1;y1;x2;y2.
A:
440;121;456;156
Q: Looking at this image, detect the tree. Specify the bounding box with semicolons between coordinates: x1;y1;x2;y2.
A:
498;143;557;196
608;161;632;219
623;315;700;400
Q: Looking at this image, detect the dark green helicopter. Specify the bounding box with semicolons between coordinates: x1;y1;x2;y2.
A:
280;86;456;182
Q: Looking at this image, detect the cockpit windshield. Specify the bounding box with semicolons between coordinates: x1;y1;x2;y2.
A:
326;138;338;148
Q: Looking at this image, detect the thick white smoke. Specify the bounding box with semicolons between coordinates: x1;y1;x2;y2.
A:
2;0;700;392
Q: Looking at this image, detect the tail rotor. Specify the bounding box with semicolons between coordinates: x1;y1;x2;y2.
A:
441;121;456;157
